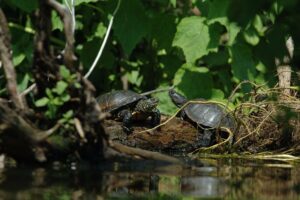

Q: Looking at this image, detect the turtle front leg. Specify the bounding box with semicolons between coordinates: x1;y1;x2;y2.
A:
150;108;161;127
199;129;215;147
118;109;133;133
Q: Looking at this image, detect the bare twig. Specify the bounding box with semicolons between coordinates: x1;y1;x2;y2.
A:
74;118;87;141
141;86;175;96
20;83;37;97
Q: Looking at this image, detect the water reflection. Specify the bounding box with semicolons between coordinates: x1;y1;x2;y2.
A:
0;159;300;199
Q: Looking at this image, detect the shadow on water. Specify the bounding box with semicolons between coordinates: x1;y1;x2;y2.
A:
0;158;300;199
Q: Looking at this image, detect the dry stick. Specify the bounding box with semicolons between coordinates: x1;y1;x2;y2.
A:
141;86;175;96
0;9;25;110
20;83;37;97
109;140;184;165
74;118;87;142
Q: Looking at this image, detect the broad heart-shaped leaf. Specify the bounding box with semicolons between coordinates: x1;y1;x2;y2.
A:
173;64;213;99
173;16;218;64
150;14;176;51
114;0;149;55
230;42;256;82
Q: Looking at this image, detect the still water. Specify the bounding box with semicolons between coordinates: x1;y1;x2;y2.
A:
0;158;300;200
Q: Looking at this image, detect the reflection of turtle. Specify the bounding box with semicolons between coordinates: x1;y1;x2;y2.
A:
169;89;236;147
97;90;161;132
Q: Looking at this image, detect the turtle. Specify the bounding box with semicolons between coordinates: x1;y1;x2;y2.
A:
169;89;236;147
97;90;161;132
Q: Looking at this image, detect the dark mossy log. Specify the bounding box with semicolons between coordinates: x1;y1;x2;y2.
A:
103;115;203;154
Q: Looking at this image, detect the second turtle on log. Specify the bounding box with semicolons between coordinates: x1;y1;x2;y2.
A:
169;89;236;147
97;90;161;132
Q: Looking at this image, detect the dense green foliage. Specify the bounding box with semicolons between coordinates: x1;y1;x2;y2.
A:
1;0;299;114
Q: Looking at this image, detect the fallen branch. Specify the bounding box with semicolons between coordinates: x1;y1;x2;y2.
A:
109;140;184;165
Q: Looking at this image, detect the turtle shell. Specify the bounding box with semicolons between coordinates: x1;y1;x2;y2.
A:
184;99;236;130
97;90;145;112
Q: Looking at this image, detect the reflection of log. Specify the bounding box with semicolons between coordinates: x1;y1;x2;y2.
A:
104;116;201;154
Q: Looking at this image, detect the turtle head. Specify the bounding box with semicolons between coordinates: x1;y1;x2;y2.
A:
136;97;159;112
169;89;187;107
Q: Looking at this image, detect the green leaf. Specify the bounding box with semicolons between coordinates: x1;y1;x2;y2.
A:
174;64;213;99
230;43;256;82
80;38;101;69
63;110;74;119
150;14;176;50
52;97;63;106
211;89;225;100
95;23;107;38
60;94;71;102
173;16;218;64
203;49;229;67
60;66;71;79
10;0;38;12
227;23;241;45
75;0;98;6
253;15;265;36
54;81;68;95
153;85;178;115
170;0;176;7
126;71;143;87
46;88;54;99
13;53;26;66
207;0;231;26
52;11;63;31
256;61;267;73
18;74;30;93
74;83;82;89
35;97;49;107
114;0;149;55
243;27;260;46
